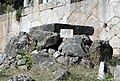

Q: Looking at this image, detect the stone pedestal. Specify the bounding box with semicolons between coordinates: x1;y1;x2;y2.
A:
98;62;105;80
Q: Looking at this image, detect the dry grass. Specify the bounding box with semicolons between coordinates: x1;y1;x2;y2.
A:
0;65;114;81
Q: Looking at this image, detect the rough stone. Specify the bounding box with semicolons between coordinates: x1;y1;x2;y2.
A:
31;50;39;55
10;62;17;70
16;54;23;59
89;40;113;65
109;36;120;48
56;56;69;65
48;48;55;55
53;51;61;58
0;53;7;65
81;58;95;68
114;65;120;81
53;68;70;80
32;51;51;65
58;35;88;57
18;65;28;70
30;23;94;35
29;27;61;48
69;56;79;65
17;59;26;66
5;31;37;57
7;75;35;81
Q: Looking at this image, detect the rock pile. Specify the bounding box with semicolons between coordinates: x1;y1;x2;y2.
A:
0;23;114;80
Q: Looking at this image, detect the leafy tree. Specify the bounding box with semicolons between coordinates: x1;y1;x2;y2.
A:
0;0;23;10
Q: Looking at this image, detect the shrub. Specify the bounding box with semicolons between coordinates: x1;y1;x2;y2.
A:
21;52;32;70
16;7;22;22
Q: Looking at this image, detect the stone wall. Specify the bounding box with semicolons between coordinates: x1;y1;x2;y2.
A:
0;0;120;55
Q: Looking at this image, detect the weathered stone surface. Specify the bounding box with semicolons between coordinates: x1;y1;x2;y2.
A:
53;51;61;58
58;35;88;57
18;65;28;70
32;51;51;65
7;75;35;81
113;49;120;56
16;54;23;59
17;59;26;66
81;58;95;68
5;31;37;57
99;17;119;40
48;48;55;55
31;50;39;55
89;40;113;64
56;56;69;65
69;56;79;65
0;53;7;65
53;68;70;80
10;62;17;70
109;36;120;48
30;23;94;35
29;27;60;48
114;65;120;81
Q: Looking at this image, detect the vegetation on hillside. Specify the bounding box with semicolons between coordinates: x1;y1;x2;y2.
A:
0;0;23;10
0;0;23;22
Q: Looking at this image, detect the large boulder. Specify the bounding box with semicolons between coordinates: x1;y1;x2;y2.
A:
89;40;113;65
5;32;37;57
58;35;88;57
29;28;61;48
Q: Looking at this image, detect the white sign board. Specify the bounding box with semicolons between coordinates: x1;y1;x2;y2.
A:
60;29;73;38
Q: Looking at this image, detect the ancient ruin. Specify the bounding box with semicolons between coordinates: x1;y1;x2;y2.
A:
0;0;120;81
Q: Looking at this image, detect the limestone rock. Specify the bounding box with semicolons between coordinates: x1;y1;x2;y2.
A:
58;35;88;57
7;75;35;81
0;53;7;65
48;48;55;55
32;51;51;65
69;56;79;65
53;51;61;58
29;27;60;48
17;59;26;66
30;23;94;35
56;56;69;65
114;65;120;81
5;31;37;57
81;58;95;68
53;68;70;80
18;65;28;70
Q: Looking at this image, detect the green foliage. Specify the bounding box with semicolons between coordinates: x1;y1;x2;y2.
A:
16;7;22;22
5;5;13;13
0;0;23;10
21;52;32;70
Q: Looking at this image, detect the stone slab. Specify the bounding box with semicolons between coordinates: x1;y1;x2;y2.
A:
30;23;94;35
98;62;105;80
